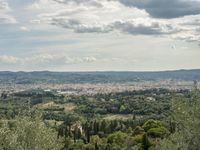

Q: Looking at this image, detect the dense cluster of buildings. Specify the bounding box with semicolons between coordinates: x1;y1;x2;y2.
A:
0;79;197;96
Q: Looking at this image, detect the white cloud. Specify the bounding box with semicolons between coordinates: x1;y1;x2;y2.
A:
83;56;97;62
0;54;97;66
0;0;199;71
20;26;30;32
30;19;41;24
0;0;17;24
25;0;200;43
0;55;21;64
28;0;148;26
0;0;10;11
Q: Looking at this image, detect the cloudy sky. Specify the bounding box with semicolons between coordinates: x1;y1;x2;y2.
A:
0;0;200;71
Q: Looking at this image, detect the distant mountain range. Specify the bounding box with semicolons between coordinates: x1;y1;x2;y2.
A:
0;69;200;84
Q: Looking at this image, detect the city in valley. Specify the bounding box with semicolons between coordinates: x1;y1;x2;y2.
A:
0;70;199;96
0;80;197;96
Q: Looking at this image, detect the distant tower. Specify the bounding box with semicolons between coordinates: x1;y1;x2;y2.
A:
193;80;198;91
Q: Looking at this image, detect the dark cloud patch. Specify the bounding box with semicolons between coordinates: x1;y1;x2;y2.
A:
112;20;180;35
113;21;163;35
51;18;112;33
51;17;178;35
52;18;81;28
119;0;200;18
75;25;112;33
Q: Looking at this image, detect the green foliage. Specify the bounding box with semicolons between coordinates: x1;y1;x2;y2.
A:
142;119;164;131
72;140;85;150
90;135;107;150
119;105;126;113
133;126;145;135
147;127;169;138
69;89;172;116
158;91;200;150
0;116;62;150
142;133;151;150
133;134;143;143
107;131;128;145
0;89;197;150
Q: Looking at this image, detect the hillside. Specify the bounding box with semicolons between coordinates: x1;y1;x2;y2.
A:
0;69;199;84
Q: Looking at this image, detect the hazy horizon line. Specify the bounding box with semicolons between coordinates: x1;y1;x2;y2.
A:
0;68;200;73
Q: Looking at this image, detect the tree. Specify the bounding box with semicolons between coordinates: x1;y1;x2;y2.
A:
133;126;144;135
147;127;169;138
0;116;62;150
142;133;151;150
119;105;126;113
142;119;164;131
158;91;200;150
85;121;91;143
107;131;128;148
100;120;107;134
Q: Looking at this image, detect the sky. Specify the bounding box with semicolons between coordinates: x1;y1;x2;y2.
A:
0;0;200;71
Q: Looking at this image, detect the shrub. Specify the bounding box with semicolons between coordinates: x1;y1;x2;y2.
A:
142;119;164;131
147;127;169;138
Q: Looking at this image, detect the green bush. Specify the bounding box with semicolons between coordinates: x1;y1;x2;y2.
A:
133;126;145;135
133;134;143;143
142;119;164;131
147;127;169;138
107;131;128;144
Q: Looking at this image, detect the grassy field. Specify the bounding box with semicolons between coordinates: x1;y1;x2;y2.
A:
35;101;77;112
102;114;141;120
